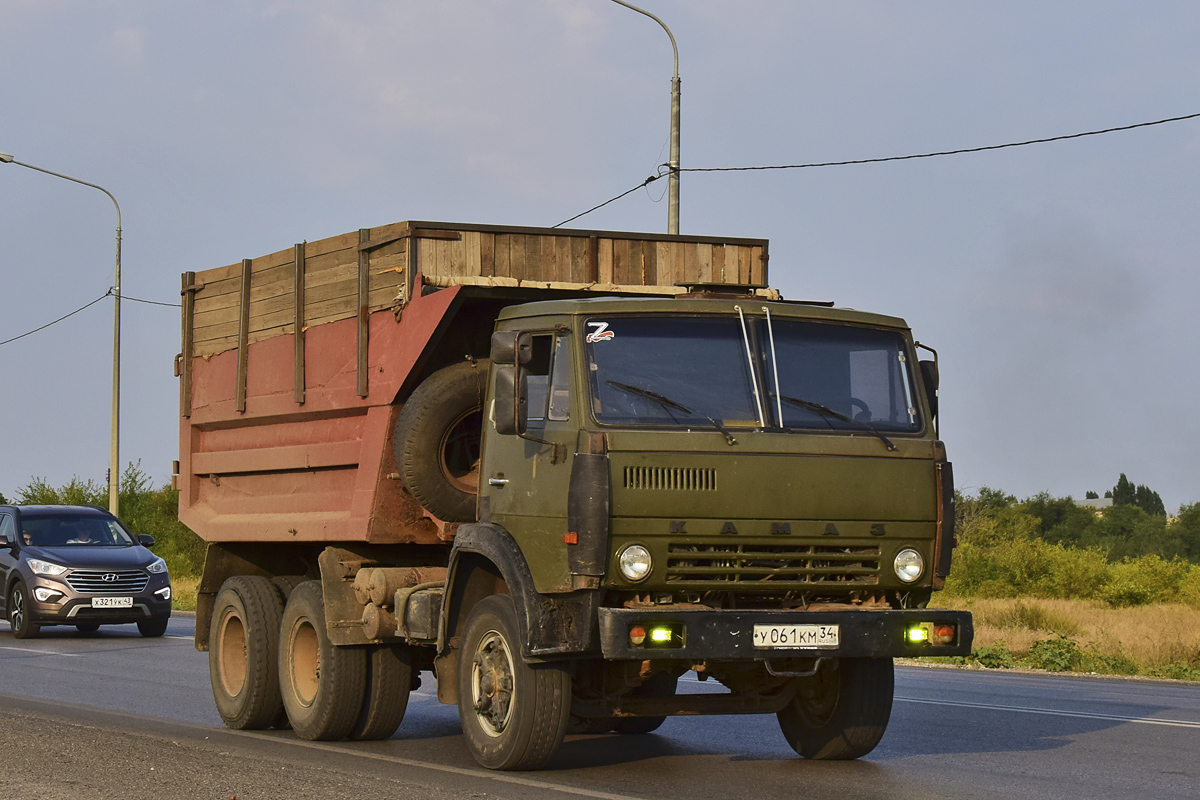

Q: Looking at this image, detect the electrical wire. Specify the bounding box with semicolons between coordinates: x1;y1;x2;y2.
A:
0;289;180;349
555;110;1200;226
0;291;111;348
681;111;1200;173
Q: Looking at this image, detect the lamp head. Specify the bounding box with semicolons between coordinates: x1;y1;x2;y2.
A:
0;153;13;163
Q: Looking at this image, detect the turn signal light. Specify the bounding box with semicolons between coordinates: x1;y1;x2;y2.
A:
905;622;957;647
934;624;956;644
629;625;646;646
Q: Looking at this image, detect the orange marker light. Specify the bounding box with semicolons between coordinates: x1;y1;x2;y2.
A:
629;625;646;646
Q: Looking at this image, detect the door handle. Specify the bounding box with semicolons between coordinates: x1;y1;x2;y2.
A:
488;477;509;487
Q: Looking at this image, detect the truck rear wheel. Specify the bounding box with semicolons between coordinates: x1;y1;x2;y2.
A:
777;657;894;760
349;643;413;740
457;595;571;770
279;580;366;740
394;359;489;522
209;576;286;730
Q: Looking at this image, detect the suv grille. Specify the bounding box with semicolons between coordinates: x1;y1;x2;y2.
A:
66;570;149;594
665;542;879;587
624;467;717;491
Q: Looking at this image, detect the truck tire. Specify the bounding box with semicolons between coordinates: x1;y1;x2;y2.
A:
457;594;571;770
349;643;413;741
8;580;40;639
209;576;286;730
394;359;489;523
611;672;678;735
279;580;366;741
777;657;894;760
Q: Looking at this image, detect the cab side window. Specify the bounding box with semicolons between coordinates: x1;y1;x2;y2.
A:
547;335;571;421
524;334;554;427
0;514;15;545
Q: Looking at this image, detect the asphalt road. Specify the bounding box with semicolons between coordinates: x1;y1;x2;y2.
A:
1;616;1198;800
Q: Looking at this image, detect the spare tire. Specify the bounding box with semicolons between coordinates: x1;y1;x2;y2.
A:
394;359;489;522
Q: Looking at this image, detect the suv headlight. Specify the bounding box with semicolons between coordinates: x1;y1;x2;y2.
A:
618;545;652;582
894;548;925;583
28;559;68;577
146;557;168;575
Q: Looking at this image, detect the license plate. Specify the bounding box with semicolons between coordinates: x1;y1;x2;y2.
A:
752;624;840;649
91;596;133;609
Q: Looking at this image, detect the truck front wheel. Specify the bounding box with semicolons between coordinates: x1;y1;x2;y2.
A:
777;657;894;760
208;576;285;729
278;580;366;740
457;595;571;770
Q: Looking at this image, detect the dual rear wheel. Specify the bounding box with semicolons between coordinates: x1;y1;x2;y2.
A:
208;577;411;740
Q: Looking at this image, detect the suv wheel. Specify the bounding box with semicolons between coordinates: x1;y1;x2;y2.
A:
8;581;40;639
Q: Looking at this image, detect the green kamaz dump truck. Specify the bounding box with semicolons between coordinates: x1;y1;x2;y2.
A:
177;220;971;770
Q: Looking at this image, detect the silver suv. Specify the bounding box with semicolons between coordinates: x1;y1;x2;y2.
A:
0;505;172;638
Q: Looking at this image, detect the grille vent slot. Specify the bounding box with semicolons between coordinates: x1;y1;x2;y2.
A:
623;467;717;491
665;543;880;586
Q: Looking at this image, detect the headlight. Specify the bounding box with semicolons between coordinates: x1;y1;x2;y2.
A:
28;559;68;577
894;548;925;583
618;545;652;582
146;558;168;575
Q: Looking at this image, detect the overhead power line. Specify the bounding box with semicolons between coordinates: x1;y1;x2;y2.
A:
556;109;1200;227
0;289;179;349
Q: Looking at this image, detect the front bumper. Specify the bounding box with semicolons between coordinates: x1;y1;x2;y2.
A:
28;575;172;626
598;607;973;660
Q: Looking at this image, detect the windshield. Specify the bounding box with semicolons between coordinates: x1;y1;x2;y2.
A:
18;514;136;547
584;314;921;434
763;319;920;433
586;317;759;427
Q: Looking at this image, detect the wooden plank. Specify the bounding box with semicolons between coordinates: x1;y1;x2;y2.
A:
181;272;196;418
493;233;510;278
509;235;528;281
598;238;614;283
751;245;766;285
236;259;251;413
586;236;599;283
294;243;305;405
738;246;752;284
357;229;369;398
480;232;495;277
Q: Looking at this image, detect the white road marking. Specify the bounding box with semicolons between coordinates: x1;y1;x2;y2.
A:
238;731;649;800
897;696;1200;729
0;645;82;657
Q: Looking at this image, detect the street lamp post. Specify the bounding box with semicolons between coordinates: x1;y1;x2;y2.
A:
0;151;123;515
608;0;681;235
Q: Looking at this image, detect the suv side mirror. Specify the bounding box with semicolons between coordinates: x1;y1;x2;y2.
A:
919;359;939;420
137;533;156;548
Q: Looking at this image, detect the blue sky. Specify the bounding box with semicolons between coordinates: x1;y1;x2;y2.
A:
2;1;1198;508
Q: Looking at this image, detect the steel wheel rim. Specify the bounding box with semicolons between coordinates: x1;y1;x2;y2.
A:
471;629;515;737
795;666;840;727
217;611;248;697
290;619;320;707
440;408;483;494
10;589;24;630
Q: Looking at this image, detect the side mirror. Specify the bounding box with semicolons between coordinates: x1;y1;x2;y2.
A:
494;366;529;436
0;539;14;550
490;331;533;366
137;533;156;548
919;360;939;419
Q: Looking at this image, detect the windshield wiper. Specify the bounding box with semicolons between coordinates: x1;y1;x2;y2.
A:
775;393;896;452
605;380;738;446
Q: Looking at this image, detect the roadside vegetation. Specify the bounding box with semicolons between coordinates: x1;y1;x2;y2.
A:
934;477;1200;680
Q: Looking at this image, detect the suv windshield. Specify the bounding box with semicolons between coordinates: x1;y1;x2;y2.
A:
19;514;136;547
584;314;920;433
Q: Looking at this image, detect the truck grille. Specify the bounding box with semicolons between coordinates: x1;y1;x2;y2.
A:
624;467;717;491
665;542;879;586
66;570;149;594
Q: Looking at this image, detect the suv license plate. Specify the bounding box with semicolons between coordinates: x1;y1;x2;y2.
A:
91;597;133;609
752;624;839;649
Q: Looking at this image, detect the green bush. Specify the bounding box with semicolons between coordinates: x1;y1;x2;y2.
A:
1099;555;1192;607
1023;636;1083;672
972;643;1016;669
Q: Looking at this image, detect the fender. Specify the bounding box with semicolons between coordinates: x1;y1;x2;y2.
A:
438;522;601;660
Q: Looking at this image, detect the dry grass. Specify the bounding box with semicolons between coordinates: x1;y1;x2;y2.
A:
942;596;1200;669
171;575;199;612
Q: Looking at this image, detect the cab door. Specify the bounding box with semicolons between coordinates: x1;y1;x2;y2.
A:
481;330;577;592
0;513;18;614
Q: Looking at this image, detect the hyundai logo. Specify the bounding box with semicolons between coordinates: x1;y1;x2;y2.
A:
102;573;118;582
